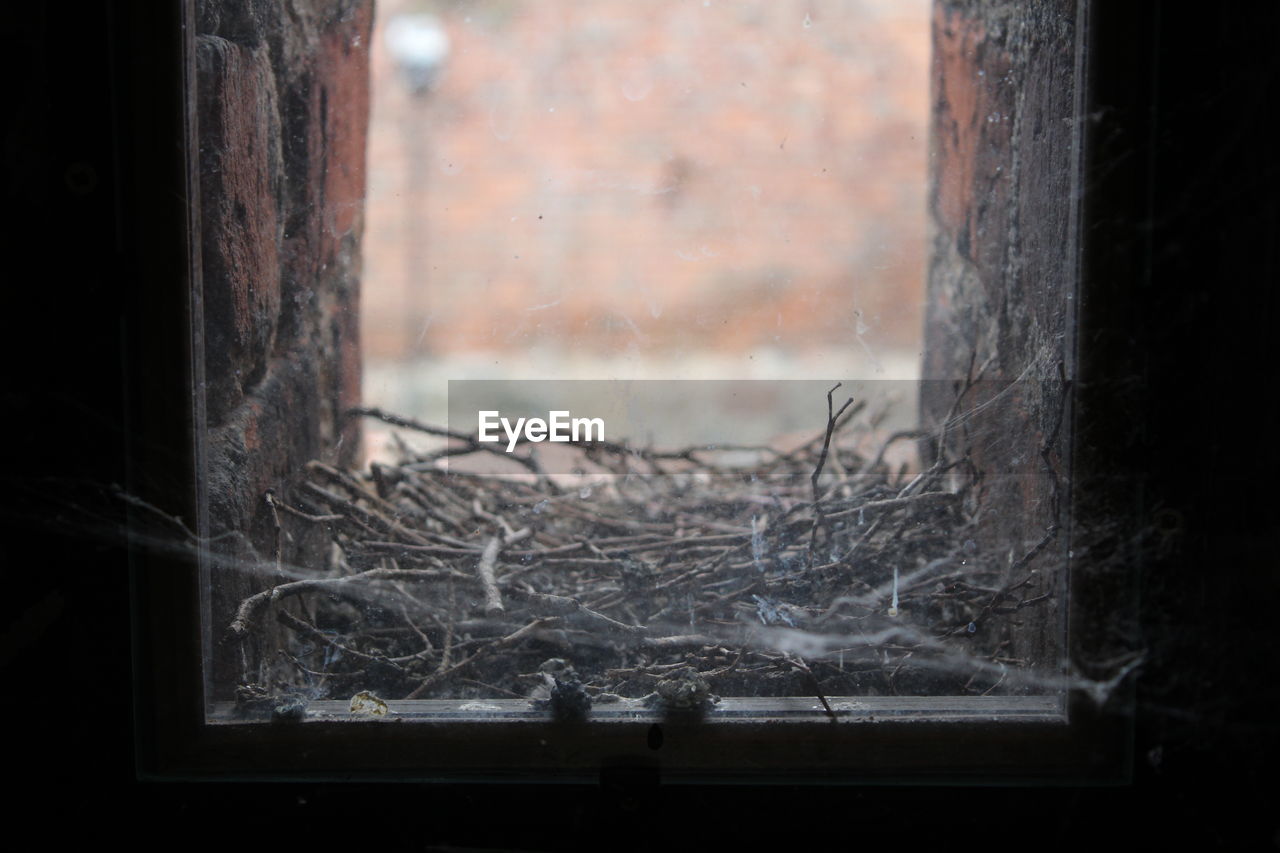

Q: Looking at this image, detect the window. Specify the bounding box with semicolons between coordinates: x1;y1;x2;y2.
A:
132;0;1138;781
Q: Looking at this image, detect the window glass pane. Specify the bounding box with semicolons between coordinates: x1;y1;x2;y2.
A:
204;0;1071;719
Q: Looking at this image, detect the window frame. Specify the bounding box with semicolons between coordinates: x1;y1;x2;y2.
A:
130;0;1141;783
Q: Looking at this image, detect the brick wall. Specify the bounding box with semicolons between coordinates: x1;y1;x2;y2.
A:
196;0;372;694
362;0;929;363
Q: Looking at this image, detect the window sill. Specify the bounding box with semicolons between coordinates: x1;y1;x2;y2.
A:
147;692;1127;784
210;693;1064;725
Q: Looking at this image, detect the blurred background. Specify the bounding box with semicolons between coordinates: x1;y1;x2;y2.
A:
361;0;930;450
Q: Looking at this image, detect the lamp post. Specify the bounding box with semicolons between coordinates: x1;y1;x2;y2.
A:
384;14;449;359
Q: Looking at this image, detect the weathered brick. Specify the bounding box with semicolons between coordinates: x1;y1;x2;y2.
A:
275;3;372;347
360;0;930;361
196;0;371;695
206;352;342;692
923;0;1081;668
197;35;283;425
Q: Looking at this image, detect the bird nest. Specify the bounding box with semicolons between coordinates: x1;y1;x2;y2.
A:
229;387;1055;717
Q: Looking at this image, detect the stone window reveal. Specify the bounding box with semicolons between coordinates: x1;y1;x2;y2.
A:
173;0;1136;778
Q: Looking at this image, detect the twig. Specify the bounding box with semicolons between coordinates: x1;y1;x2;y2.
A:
808;383;855;562
476;536;505;615
277;610;398;667
406;617;560;699
228;567;471;639
786;654;838;723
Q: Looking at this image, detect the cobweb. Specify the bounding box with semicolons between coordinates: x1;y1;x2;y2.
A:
197;379;1145;721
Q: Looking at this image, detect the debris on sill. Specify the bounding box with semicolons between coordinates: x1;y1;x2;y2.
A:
349;689;389;716
270;695;309;724
644;665;719;719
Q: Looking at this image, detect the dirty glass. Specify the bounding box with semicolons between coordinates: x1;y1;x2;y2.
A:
205;0;1082;724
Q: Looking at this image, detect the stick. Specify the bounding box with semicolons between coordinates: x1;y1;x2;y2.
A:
406;617;559;699
787;654;838;723
808;384;855;561
228;567;471;639
476;536;505;615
